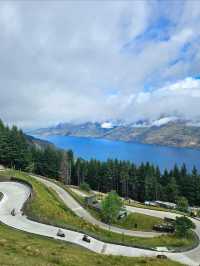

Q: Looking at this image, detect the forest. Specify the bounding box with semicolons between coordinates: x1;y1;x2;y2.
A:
0;119;200;206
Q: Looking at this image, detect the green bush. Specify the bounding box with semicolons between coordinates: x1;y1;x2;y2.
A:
175;216;195;237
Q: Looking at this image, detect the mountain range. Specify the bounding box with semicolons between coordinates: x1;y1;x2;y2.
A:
29;118;200;149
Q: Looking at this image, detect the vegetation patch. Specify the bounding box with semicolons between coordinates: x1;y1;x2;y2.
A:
113;213;163;231
79;182;91;193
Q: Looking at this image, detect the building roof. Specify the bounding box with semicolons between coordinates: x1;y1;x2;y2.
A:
155;200;176;208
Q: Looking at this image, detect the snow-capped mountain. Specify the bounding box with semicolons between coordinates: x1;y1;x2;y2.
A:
29;117;200;149
101;122;114;129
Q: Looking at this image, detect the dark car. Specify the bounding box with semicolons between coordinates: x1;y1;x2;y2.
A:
157;254;167;259
164;217;175;223
57;229;65;238
153;223;175;233
82;234;91;243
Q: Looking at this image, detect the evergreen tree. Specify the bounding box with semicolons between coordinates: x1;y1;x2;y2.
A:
165;176;179;202
59;151;71;184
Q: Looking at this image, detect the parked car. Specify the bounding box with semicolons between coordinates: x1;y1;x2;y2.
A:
153;223;175;233
157;254;168;259
164;217;175;223
82;234;91;243
57;229;65;237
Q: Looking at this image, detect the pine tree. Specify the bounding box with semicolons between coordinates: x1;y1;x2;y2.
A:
59;151;71;184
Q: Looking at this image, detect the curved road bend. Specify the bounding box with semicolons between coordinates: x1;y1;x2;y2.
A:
0;180;198;265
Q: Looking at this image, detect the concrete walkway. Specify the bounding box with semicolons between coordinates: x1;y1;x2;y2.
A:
0;179;199;265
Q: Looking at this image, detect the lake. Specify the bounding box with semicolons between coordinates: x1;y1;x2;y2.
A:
35;135;200;172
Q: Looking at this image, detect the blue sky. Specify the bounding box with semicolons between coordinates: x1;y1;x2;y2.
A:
0;0;200;128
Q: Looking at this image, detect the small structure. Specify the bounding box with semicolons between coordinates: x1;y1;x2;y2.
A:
155;200;177;209
84;195;97;206
144;201;157;207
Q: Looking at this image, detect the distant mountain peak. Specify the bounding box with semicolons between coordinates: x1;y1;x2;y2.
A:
101;122;114;129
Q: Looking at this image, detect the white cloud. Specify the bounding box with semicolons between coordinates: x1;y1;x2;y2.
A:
152;117;178;127
125;77;200;122
0;1;200;128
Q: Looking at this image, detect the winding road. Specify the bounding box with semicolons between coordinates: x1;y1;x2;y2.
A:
33;176;163;238
0;175;199;266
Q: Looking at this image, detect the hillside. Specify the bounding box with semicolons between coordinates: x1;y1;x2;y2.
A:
29;120;200;149
136;122;200;148
25;134;54;149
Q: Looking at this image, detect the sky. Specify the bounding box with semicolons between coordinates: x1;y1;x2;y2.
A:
0;0;200;129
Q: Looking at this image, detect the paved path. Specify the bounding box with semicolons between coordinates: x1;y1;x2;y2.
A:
0;165;5;171
0;179;199;265
70;187;90;198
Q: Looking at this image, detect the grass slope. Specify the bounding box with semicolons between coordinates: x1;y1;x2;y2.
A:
0;224;184;266
114;213;162;231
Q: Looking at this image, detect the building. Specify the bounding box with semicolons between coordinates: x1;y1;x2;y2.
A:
144;201;157;207
155;201;177;209
84;195;97;206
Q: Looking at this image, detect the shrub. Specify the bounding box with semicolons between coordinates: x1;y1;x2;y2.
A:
175;216;195;237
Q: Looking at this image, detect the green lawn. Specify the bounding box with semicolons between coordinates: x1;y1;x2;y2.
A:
1;170;197;251
0;224;184;266
113;213;162;231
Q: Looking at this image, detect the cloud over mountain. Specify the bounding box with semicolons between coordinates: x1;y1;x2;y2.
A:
0;1;200;128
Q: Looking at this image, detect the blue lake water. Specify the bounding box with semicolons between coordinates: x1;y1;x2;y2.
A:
35;135;200;172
